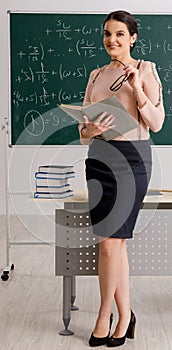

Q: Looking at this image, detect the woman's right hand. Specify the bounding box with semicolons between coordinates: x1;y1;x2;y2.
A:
81;112;115;138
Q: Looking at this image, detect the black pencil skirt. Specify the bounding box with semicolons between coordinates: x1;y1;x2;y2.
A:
85;139;152;239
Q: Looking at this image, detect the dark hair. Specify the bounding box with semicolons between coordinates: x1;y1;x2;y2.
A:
103;10;138;51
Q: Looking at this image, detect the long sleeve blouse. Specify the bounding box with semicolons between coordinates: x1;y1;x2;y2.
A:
78;59;165;144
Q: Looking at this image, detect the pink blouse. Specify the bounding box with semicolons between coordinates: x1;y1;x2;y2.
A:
79;59;165;144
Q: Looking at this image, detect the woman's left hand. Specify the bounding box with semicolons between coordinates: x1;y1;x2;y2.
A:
123;65;141;90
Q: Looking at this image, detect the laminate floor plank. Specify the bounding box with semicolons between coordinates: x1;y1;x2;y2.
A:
0;216;171;350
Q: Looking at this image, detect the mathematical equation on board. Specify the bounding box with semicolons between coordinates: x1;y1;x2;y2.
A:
135;38;172;56
13;18;172;80
16;19;172;58
14;62;88;86
13;86;85;137
12;16;172;140
13;87;85;107
20;109;78;138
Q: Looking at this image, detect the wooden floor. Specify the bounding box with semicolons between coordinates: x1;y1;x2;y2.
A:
0;215;172;350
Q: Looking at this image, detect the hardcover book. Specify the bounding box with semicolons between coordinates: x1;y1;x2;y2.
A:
35;171;75;179
36;184;70;193
38;165;74;174
35;178;70;187
58;95;138;141
34;190;73;199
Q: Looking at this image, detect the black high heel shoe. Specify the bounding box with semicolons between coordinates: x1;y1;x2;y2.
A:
89;313;113;347
107;310;136;347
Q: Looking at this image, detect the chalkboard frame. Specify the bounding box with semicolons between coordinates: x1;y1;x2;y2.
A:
8;11;172;147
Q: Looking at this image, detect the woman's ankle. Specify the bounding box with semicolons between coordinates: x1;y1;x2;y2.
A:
93;314;111;337
98;310;112;320
118;308;131;323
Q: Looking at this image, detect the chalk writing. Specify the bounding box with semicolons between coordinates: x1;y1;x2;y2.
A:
59;64;87;80
135;39;151;55
56;19;72;40
10;14;172;144
24;110;44;136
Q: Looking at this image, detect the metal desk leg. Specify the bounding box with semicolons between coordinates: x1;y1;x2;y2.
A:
71;276;79;311
59;276;74;335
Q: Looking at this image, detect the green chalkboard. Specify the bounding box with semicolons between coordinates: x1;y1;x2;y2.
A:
10;13;172;145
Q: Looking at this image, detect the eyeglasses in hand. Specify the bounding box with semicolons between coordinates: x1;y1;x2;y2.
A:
109;74;129;91
109;59;129;92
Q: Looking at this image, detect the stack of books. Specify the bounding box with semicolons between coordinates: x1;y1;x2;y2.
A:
34;165;75;199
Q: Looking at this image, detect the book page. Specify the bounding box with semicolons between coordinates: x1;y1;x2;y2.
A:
58;95;138;140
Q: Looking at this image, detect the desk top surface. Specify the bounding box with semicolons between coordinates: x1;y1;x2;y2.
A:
66;191;172;203
8;190;172;215
63;191;172;210
144;192;172;203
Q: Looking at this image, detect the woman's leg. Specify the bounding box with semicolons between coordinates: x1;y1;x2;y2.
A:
92;237;123;337
113;240;131;337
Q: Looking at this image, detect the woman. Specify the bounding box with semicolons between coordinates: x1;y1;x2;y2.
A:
78;10;165;347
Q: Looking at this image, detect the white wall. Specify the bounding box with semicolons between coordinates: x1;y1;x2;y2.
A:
1;0;172;214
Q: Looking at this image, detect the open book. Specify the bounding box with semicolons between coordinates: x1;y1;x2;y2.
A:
58;95;138;141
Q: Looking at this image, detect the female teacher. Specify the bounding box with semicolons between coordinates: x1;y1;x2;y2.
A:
78;10;165;347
